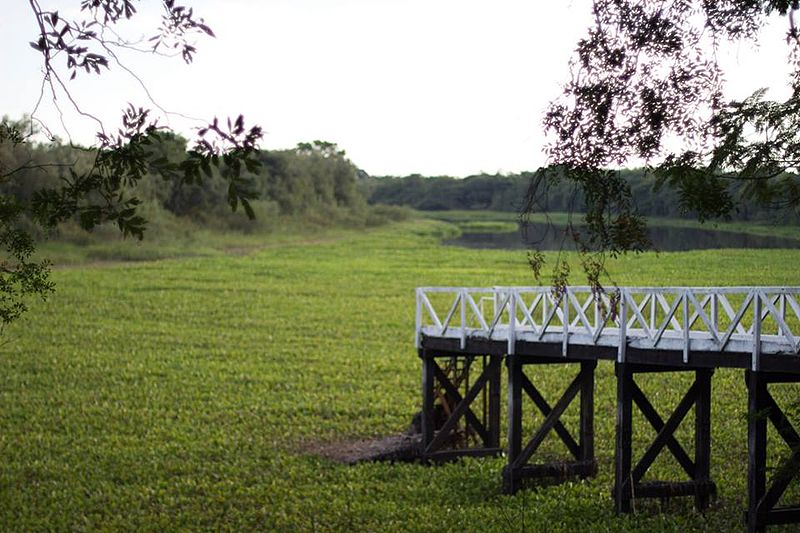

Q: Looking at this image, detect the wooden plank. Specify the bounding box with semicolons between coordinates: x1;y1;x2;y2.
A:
615;363;633;514
420;291;443;329
683;293;690;363
520;371;580;459
760;294;798;354
631;380;698;483
695;369;713;511
537;293;564;341
756;389;800;514
517;292;542;334
432;363;491;446
765;388;800;448
424;447;503;462
718;292;750;337
488;356;501;448
516;460;597;480
439;292;460;335
751;506;800;526
753;295;762;371
625;291;653;339
487;292;510;337
465;291;490;331
747;370;768;533
511;370;583;470
632;480;716;499
618;295;627;363
655;293;683;336
688;292;720;344
415;289;423;348
687;293;712;334
570;291;593;329
504;355;523;495
425;356;501;453
580;361;596;465
629;378;696;478
421;351;435;450
568;290;594;332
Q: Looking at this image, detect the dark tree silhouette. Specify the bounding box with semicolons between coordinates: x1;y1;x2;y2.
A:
0;1;262;327
527;0;800;290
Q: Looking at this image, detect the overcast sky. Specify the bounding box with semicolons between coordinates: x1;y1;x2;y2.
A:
1;1;795;177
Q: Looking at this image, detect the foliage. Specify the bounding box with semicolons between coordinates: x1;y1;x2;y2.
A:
1;129;404;266
1;220;799;531
1;0;264;326
527;0;800;288
365;170;800;224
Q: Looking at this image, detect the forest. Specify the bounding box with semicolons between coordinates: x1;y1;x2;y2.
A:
7;124;799;247
364;169;800;224
0;128;408;242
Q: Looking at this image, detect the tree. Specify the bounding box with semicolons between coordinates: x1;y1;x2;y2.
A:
0;1;262;328
526;0;800;290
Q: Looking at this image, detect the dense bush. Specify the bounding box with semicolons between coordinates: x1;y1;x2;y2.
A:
0;131;405;240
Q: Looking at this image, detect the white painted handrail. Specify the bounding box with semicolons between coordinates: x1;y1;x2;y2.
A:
415;287;800;370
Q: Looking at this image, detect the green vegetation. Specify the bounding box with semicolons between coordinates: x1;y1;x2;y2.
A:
427;209;800;241
365;171;800;225
1;218;799;531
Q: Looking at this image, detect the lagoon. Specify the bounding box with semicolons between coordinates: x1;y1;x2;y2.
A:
445;221;800;251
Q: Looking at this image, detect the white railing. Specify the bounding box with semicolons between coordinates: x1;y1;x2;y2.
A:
415;287;800;370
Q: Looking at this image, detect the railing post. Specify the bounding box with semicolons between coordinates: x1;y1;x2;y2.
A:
415;288;422;349
508;290;516;355
650;292;656;331
542;291;547;325
595;293;601;332
494;287;502;324
683;290;690;364
460;289;467;350
711;292;718;333
752;290;762;371
563;289;570;357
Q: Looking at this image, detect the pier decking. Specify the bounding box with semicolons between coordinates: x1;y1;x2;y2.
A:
416;286;800;532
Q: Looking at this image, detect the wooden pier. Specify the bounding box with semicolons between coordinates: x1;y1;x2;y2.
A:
416;286;800;532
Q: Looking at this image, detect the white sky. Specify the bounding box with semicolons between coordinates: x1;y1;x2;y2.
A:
1;0;796;177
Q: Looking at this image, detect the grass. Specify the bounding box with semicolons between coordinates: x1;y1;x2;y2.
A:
1;217;800;531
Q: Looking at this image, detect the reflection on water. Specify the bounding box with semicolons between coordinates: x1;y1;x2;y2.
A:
445;222;800;251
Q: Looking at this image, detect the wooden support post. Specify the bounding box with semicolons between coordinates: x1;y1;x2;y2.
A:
504;354;522;494
504;356;597;495
615;362;633;514
614;364;715;514
420;351;503;462
745;370;800;533
695;368;713;511
747;370;768;533
489;355;502;449
580;360;596;470
421;349;435;451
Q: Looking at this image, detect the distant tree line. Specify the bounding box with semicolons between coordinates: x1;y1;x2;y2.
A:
1;126;405;241
363;169;800;224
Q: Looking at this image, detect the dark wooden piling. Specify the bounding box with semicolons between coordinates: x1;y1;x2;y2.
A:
745;370;800;533
503;356;597;494
613;363;716;514
416;285;800;530
419;348;503;462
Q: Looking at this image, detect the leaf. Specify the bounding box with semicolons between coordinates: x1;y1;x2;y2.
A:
241;197;255;220
197;23;215;37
